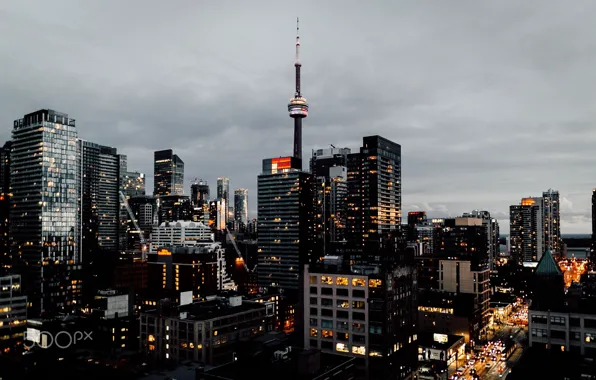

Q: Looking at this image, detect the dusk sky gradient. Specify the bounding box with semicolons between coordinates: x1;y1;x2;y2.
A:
2;0;596;233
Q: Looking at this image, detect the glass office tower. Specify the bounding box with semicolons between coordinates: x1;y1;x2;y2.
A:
10;109;82;316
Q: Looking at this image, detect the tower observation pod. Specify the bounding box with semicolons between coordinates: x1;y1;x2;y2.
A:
288;17;308;160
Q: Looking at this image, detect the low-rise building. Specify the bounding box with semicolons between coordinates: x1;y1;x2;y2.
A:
417;332;466;380
140;295;274;365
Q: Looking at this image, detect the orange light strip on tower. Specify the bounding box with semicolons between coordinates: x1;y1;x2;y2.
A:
157;249;172;256
521;198;536;206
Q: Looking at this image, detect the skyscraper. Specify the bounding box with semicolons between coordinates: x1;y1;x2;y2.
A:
10;110;82;316
0;141;11;275
462;210;500;270
346;136;402;262
190;179;210;207
79;141;120;255
217;178;230;223
310;147;350;256
154;149;184;196
257;157;313;290
542;189;561;254
510;197;544;264
234;188;248;226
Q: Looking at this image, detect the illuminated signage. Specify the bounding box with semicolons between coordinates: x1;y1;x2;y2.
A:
433;333;448;343
272;157;292;170
157;249;172;256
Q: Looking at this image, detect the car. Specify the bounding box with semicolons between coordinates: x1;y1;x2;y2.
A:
485;363;491;369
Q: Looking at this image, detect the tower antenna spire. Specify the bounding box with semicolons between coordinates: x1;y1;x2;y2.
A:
288;17;308;162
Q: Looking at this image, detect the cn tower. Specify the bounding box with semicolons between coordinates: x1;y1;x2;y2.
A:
288;17;309;161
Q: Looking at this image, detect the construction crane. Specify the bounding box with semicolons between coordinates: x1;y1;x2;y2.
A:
120;191;149;260
225;227;256;273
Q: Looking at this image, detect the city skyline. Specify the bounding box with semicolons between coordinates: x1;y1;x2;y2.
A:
2;1;596;233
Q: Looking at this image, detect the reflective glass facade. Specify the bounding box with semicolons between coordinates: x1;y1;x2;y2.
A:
10;109;82;315
154;149;184;196
79;140;120;254
234;188;248;225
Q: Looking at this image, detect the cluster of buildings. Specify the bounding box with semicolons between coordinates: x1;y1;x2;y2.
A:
4;20;596;380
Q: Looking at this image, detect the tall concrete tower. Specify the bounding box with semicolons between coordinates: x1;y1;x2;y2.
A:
288;18;309;165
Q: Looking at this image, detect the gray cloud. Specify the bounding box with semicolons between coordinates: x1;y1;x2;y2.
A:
1;0;596;233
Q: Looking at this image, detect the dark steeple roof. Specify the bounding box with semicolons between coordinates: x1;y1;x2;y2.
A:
535;250;562;276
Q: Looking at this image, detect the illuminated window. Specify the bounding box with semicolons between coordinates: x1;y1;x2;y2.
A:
322;330;333;338
352;278;365;287
369;279;382;288
352;301;365;309
309;276;318;284
336;343;349;353
352;345;366;356
336;277;348;286
321;276;333;285
369;351;382;357
310;328;318;337
337;300;349;308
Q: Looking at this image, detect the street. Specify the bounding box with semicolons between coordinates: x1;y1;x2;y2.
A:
449;303;528;380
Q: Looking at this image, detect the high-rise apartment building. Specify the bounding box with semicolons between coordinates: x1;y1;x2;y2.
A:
510;197;544;264
0;142;11;275
310;148;350;257
346;136;401;263
154;149;184;196
234;188;248;226
542;189;561;254
257;156;314;291
217;178;230;223
79;140;120;255
10;110;82;316
461;211;499;270
314;166;348;256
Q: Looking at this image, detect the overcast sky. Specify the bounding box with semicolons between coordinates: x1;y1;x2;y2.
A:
1;1;595;233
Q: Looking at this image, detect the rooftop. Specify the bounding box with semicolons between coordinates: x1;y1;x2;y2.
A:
202;344;354;380
535;250;562;276
142;297;266;321
417;331;465;350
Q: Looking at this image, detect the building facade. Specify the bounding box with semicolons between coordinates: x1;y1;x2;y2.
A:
154;149;184;196
0;142;11;275
140;296;273;365
257;156;314;291
79;140;120;255
0;275;27;349
234;188;248;226
10;110;82;316
346;136;401;263
150;220;214;251
542;189;561;255
304;260;417;380
191;180;210;207
510;197;544;263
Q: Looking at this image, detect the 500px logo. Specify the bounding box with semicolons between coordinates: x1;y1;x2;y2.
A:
24;330;93;349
